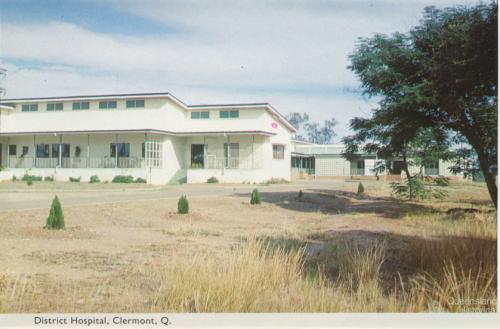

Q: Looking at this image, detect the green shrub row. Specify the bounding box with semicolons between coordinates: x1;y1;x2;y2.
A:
111;175;146;183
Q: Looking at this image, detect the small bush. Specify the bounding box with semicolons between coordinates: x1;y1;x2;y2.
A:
178;195;189;214
12;176;17;182
434;176;450;187
43;176;54;182
45;196;65;230
207;177;219;184
262;178;288;185
250;189;261;205
357;182;364;194
69;176;81;182
22;174;42;182
298;190;304;199
89;175;100;183
112;175;134;183
26;178;33;186
134;177;147;183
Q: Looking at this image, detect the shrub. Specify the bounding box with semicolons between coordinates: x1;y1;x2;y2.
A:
26;177;33;186
134;177;147;183
112;175;134;183
357;182;365;194
178;195;189;214
45;196;65;230
298;190;304;199
89;175;100;184
12;176;17;182
262;178;288;185
207;177;219;184
21;174;42;181
391;177;447;200
43;176;54;182
69;176;81;182
434;176;450;187
250;189;261;205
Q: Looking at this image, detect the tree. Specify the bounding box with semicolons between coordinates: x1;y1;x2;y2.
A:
304;118;338;144
45;195;65;230
348;2;497;206
286;112;338;144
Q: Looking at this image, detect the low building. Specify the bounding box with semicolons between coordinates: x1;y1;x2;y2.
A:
0;92;295;184
291;141;457;179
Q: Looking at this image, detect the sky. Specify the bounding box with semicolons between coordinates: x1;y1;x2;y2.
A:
0;0;483;140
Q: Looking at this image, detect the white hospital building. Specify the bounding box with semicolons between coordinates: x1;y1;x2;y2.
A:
0;92;455;184
0;92;295;184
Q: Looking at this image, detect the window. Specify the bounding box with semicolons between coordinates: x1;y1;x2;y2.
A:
126;99;145;108
21;104;38;112
99;101;117;109
191;111;210;119
8;145;16;156
72;102;90;110
47;103;63;111
190;144;205;168
142;143;145;158
224;143;239;168
356;160;365;169
22;146;29;156
220;110;239;119
36;144;50;158
51;144;70;158
110;143;130;157
273;144;285;160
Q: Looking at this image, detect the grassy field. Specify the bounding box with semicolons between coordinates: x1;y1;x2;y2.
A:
0;179;496;312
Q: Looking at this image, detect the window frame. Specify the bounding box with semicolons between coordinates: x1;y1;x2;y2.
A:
72;102;90;110
99;101;117;109
110;143;130;158
47;103;63;111
272;144;285;160
8;145;16;156
21;104;38;112
126;99;145;108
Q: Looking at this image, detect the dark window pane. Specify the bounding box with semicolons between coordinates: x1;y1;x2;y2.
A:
200;111;209;119
109;101;117;109
126;100;135;108
136;99;144;107
81;102;90;109
8;145;16;156
220;111;229;118
72;102;81;110
47;104;54;111
36;144;50;158
191;112;200;119
55;103;63;110
30;104;38;111
51;144;59;158
229;110;239;118
191;144;204;168
99;102;107;109
22;105;29;112
22;146;29;156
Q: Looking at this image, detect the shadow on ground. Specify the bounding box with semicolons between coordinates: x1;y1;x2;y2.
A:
234;189;437;219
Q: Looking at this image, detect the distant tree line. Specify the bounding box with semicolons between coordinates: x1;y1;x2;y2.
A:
286;112;338;144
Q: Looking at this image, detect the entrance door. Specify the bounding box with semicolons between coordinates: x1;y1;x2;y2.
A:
191;144;204;168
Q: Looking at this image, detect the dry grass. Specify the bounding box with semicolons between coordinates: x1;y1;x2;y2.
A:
0;180;496;313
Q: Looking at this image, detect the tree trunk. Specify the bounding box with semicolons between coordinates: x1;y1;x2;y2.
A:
401;150;413;199
477;150;497;208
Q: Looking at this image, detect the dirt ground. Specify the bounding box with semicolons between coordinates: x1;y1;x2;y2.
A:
0;178;495;311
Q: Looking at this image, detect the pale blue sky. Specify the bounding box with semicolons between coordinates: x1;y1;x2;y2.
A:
0;0;482;139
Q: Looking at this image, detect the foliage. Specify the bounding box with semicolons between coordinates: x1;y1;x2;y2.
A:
207;177;219;184
434;176;450;187
262;178;288;185
134;177;147;183
89;175;100;184
43;176;54;182
21;174;42;181
357;182;364;194
347;2;497;206
112;175;134;183
69;177;81;183
11;176;17;182
26;178;33;186
286;112;337;144
177;195;189;214
390;177;447;200
250;189;261;205
45;196;65;230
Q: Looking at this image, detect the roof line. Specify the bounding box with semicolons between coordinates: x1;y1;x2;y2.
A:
0;92;172;102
